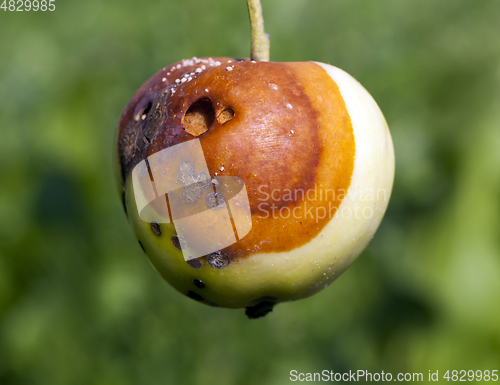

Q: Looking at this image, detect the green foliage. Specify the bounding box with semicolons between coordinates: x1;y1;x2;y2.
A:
1;0;500;384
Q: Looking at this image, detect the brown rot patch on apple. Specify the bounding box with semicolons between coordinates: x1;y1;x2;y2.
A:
179;61;355;260
118;88;171;184
144;89;171;142
117;58;355;261
193;279;205;289
182;97;215;136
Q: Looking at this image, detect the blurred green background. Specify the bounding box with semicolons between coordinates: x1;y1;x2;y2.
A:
1;0;500;384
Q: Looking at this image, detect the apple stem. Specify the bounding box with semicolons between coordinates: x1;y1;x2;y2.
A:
247;0;270;62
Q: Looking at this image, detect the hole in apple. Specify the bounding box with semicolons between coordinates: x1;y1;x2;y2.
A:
217;107;234;125
140;101;152;121
182;98;215;136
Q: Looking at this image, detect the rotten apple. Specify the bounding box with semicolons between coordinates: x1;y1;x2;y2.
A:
114;1;394;318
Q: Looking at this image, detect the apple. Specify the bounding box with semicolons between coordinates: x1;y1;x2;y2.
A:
114;1;394;318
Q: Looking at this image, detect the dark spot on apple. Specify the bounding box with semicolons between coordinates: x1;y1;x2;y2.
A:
193;279;205;289
187;291;204;302
183;98;214;136
207;251;230;269
187;258;202;269
171;235;182;250
245;296;279;319
150;221;162;236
